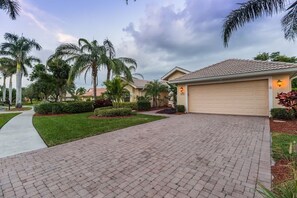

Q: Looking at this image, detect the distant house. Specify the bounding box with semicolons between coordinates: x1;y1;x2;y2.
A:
81;88;106;101
123;66;190;107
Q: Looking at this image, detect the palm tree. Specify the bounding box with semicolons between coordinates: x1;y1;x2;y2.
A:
222;0;297;46
1;33;41;107
144;80;168;108
0;0;20;20
54;38;105;100
0;57;15;104
103;39;137;82
104;76;129;103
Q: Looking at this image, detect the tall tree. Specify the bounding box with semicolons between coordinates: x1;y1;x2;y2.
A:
254;51;297;63
0;0;20;20
144;80;168;108
1;33;41;107
222;0;297;46
0;57;15;103
54;38;105;100
103;39;137;82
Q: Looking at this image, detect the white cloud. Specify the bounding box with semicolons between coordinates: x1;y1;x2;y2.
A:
56;33;77;43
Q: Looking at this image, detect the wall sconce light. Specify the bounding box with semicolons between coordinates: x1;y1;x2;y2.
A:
180;86;184;94
277;80;283;87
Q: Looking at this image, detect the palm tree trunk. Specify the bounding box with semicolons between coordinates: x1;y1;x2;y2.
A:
2;76;6;102
107;68;111;81
9;75;12;104
15;62;22;108
92;66;97;100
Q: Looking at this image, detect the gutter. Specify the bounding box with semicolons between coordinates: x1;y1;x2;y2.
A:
170;67;297;84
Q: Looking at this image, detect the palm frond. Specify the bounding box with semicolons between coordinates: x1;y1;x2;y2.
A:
222;0;286;47
0;0;20;19
282;1;297;40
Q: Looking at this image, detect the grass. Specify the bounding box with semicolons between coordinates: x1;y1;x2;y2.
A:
33;112;165;146
6;107;32;111
0;113;20;128
272;132;297;161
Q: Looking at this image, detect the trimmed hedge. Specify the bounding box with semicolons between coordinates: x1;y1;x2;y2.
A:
176;105;185;113
94;108;132;117
137;100;151;111
93;99;113;109
113;102;137;110
271;108;296;120
34;102;93;115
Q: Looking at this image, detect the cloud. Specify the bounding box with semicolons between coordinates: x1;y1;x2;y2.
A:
121;0;296;80
56;33;78;43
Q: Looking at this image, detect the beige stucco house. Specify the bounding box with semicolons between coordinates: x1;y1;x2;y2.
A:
124;67;190;106
170;59;297;116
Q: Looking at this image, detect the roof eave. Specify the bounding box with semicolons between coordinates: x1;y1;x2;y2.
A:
161;67;190;81
170;68;297;84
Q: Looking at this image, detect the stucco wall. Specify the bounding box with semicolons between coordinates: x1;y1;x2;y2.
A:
177;84;187;107
272;74;292;108
167;71;186;81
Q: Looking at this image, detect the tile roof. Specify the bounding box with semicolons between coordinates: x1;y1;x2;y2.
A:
172;59;297;82
82;88;106;97
129;78;151;89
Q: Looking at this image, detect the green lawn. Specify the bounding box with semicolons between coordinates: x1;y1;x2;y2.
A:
272;132;297;161
0;113;20;128
33;112;165;146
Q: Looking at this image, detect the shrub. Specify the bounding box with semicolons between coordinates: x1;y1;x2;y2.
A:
276;91;297;111
93;99;113;109
156;108;176;114
176;105;185;113
63;102;93;113
34;102;93;115
94;108;132;117
137;100;151;111
113;102;137;110
34;102;65;114
271;108;296;120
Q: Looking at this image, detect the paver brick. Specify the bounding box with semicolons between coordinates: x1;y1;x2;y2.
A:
0;114;271;197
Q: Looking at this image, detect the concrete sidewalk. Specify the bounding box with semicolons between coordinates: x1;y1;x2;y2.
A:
0;109;47;158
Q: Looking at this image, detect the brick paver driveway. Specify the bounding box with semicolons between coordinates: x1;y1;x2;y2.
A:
0;114;271;198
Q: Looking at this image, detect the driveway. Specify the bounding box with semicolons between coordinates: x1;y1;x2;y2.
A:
0;114;271;198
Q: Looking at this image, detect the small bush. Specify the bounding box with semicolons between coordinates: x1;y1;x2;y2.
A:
63;102;93;113
93;99;113;109
94;108;132;117
34;102;65;114
113;102;137;110
271;108;296;120
156;108;176;114
34;102;93;115
176;105;185;113
137;100;151;111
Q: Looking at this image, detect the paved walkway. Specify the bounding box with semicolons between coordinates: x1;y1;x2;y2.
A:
0;109;47;158
0;114;271;198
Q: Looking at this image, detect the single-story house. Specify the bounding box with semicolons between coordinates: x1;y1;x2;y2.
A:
124;67;190;106
81;88;106;101
170;59;297;116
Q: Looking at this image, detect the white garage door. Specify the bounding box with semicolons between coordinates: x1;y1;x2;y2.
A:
188;80;269;116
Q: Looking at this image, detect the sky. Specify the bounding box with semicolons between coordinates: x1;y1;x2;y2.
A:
0;0;296;89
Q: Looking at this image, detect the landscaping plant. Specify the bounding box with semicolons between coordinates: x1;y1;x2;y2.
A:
271;108;296;120
276;91;297;112
94;107;132;117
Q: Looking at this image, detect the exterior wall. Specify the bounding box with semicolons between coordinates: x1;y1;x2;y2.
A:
167;71;187;81
176;74;293;114
177;84;187;108
272;74;292;108
125;84;146;102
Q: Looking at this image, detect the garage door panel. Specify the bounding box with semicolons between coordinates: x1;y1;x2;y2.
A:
188;80;269;116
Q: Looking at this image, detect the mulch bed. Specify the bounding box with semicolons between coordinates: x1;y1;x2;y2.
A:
271;159;293;185
88;115;134;119
270;119;297;135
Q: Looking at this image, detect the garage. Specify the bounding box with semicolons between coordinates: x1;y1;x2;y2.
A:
188;80;269;116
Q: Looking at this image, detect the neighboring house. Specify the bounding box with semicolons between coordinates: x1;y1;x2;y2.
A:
81;88;106;101
124;67;189;106
170;59;297;116
124;78;150;102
